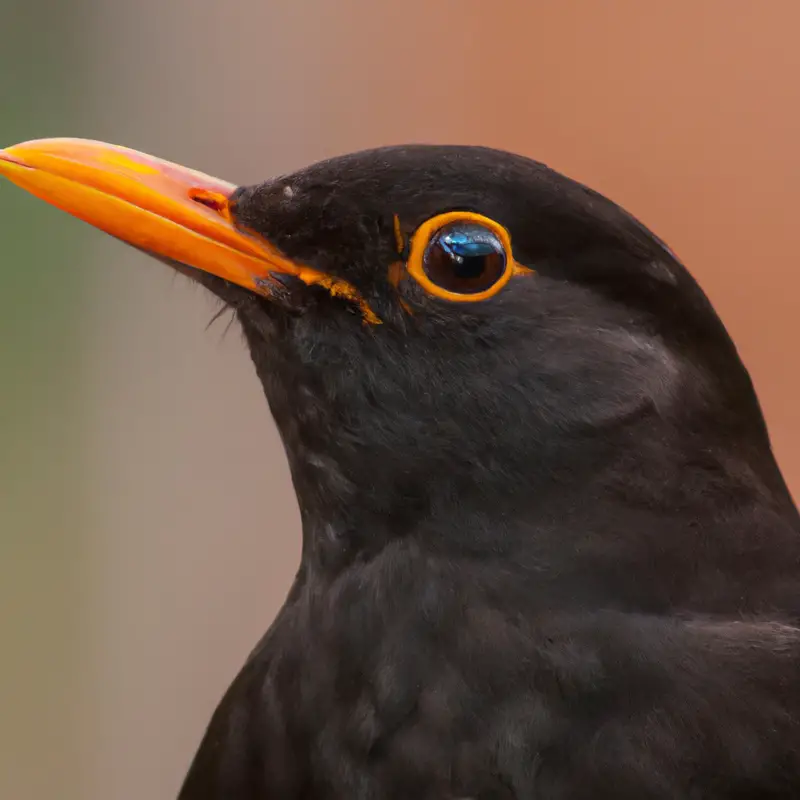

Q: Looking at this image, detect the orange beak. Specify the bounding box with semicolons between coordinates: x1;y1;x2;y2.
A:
0;137;316;294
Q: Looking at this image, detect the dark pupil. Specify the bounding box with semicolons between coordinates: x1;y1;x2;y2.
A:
423;223;507;294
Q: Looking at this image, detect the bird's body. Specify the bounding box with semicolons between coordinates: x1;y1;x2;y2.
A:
1;141;798;798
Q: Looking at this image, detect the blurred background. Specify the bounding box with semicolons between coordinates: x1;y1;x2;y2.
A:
1;2;799;798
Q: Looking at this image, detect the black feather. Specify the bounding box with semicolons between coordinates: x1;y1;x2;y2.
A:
175;146;800;799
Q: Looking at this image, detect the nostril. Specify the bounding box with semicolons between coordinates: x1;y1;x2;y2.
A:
189;188;230;216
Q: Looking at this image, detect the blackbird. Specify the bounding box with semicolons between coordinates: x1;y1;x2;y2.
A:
2;139;800;799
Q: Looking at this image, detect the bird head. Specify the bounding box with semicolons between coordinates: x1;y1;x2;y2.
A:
0;139;789;590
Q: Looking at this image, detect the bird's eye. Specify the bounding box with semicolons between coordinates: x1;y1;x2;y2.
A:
405;211;527;303
423;223;507;295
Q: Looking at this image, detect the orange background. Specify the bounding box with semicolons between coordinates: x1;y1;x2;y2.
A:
1;3;798;799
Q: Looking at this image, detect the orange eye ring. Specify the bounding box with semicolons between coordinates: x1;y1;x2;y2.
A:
405;211;528;303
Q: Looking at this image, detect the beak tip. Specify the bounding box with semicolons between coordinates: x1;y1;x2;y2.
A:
0;148;31;170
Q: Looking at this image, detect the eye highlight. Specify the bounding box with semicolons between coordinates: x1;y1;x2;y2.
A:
405;211;528;302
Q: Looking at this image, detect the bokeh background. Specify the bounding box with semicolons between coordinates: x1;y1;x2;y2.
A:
2;2;799;798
